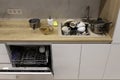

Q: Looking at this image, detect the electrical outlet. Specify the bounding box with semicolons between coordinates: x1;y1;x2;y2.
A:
7;9;22;15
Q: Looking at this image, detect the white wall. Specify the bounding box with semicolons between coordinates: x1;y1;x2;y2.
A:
112;9;120;44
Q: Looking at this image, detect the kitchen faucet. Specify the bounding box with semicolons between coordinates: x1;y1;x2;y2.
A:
86;6;90;22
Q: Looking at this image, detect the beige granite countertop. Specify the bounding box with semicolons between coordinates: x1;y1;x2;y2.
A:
0;19;112;43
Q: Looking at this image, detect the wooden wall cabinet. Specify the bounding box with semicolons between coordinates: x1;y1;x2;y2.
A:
100;0;120;38
113;9;120;43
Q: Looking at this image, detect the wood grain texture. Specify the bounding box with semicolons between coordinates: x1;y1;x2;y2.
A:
0;19;112;43
100;0;120;37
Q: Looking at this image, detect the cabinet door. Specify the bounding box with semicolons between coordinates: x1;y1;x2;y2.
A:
0;44;10;63
0;64;16;79
104;44;120;79
52;44;81;79
113;9;120;43
79;44;110;79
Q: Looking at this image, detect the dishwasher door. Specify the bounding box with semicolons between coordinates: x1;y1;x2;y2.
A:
0;67;53;80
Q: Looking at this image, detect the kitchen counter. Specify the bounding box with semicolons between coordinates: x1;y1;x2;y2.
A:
0;19;112;43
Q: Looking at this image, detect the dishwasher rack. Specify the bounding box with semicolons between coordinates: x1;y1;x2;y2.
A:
9;45;50;67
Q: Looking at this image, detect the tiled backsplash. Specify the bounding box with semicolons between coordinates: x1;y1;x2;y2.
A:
0;0;101;18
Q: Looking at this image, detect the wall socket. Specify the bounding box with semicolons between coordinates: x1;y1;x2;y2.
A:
7;9;22;15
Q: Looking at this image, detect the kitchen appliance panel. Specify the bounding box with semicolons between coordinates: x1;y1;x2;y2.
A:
16;74;52;80
0;64;16;79
7;44;52;67
0;43;53;80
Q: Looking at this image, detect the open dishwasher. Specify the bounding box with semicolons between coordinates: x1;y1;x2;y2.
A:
0;43;53;80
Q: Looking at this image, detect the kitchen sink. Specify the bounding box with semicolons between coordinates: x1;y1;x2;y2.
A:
59;19;91;37
60;27;90;36
59;26;107;37
59;19;107;37
59;26;91;37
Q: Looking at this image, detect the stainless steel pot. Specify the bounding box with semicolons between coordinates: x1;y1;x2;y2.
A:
29;18;40;30
90;19;112;34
